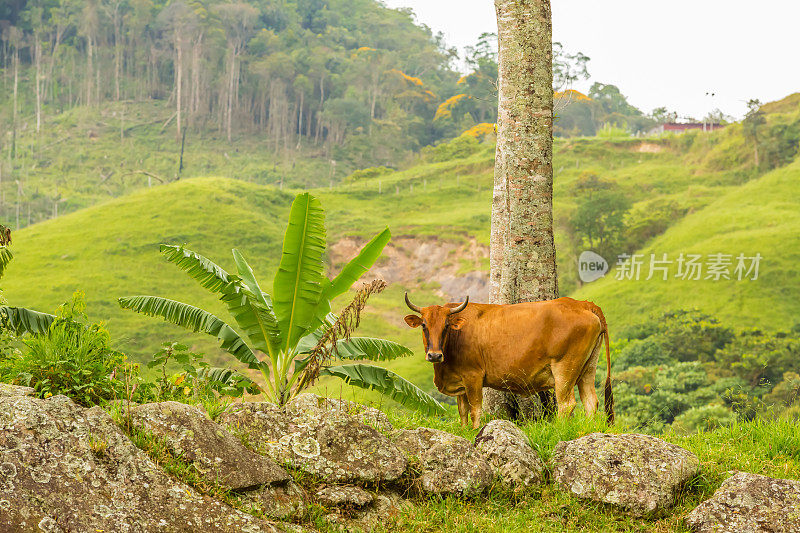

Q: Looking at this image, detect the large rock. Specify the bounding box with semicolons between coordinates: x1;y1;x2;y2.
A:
0;394;284;532
393;427;493;496
550;432;700;516
474;420;546;488
0;383;34;397
130;401;289;490
219;394;406;484
685;471;800;532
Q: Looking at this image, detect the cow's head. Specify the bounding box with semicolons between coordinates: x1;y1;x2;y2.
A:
403;293;469;363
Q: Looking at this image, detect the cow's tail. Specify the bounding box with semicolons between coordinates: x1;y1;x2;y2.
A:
589;303;614;425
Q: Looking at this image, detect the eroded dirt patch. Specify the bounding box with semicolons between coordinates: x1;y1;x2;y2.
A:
329;237;489;301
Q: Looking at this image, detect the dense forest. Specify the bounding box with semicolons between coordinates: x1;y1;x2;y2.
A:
0;0;461;164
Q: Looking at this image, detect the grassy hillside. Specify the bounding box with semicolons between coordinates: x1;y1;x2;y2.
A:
2;178;294;356
3;95;799;405
575;157;800;333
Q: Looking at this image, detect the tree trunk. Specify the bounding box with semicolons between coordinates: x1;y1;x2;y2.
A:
86;35;94;106
12;45;18;160
114;9;121;101
226;44;235;143
34;33;42;134
176;37;183;140
484;0;558;421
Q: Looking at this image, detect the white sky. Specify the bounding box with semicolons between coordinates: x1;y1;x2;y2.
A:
381;0;800;119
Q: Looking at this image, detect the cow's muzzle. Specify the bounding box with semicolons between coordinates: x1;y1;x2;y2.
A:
426;352;443;363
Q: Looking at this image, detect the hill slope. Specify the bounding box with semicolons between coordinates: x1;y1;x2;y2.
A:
575;157;800;333
3;178;294;356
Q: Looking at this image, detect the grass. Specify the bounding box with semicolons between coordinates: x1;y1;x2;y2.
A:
367;413;800;533
575;157;800;333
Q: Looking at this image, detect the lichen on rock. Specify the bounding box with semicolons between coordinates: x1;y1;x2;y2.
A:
0;383;34;397
0;394;286;532
219;394;406;484
550;432;700;516
685;471;800;532
474;419;546;488
315;485;373;508
393;427;493;496
130;400;289;490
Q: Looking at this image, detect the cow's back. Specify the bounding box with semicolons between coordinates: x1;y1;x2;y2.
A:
449;297;603;393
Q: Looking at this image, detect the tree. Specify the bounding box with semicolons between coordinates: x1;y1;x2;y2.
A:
485;0;557;420
743;99;765;168
569;174;630;260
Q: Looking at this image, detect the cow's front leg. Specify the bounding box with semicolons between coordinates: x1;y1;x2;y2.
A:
457;394;470;427
465;383;483;429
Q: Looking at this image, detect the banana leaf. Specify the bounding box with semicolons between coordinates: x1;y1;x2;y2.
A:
321;363;446;416
272;193;327;351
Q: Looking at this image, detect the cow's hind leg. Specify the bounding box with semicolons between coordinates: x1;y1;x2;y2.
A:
577;335;603;417
550;361;579;418
457;394;470;427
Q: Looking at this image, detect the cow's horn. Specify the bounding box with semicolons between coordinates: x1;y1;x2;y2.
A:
449;296;469;314
404;292;422;313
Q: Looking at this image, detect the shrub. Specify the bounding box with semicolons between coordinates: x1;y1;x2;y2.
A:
344;166;394;183
672;404;737;434
421;135;482;162
0;292;133;406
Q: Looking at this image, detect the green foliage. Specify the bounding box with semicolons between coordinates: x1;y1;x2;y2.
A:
595;123;631;139
672;404;737;434
0;292;132;406
321;363;443;416
760;121;800;170
345;166;394;183
421;135;483;163
146;341;259;403
622;198;687;251
569;173;630;260
714;329;800;387
120;192;441;414
0;0;461;212
611;310;800;432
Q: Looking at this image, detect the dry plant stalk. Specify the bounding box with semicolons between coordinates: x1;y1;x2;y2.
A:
297;279;387;389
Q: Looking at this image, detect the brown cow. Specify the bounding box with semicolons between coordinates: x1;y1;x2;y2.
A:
404;293;613;429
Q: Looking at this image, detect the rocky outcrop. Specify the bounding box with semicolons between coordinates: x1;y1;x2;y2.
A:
219;394;406;484
130;401;289;490
0;394;285;532
0;383;34;397
393;427;493;496
315;485;373;508
685;471;800;532
550;432;700;516
474;420;546;488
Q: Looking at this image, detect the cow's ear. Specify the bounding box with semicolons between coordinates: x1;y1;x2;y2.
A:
450;317;466;330
404;315;423;328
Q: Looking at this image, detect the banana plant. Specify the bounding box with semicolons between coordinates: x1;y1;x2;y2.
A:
119;193;445;415
0;230;57;337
